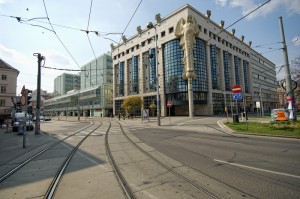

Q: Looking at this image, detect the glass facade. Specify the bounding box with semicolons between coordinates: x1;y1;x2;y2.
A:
132;56;139;93
149;48;156;90
210;45;218;89
234;55;240;85
243;60;249;93
223;51;231;91
118;62;124;95
163;39;207;105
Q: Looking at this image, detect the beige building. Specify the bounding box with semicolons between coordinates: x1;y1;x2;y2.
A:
111;4;278;116
0;59;19;118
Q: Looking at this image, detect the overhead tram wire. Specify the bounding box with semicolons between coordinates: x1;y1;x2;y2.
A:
42;0;81;70
179;0;272;66
42;66;86;72
118;0;143;44
84;0;97;87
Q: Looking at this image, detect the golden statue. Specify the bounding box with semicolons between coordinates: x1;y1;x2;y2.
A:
175;15;200;80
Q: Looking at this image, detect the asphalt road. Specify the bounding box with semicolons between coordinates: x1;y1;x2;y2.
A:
129;117;300;199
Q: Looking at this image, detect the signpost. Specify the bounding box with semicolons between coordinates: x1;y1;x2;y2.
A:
232;85;241;114
167;101;172;122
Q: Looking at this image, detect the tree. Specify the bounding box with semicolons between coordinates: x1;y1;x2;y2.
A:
291;56;300;104
121;96;142;116
291;56;300;81
149;103;156;117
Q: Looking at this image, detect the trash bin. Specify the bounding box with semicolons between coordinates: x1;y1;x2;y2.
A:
232;114;239;123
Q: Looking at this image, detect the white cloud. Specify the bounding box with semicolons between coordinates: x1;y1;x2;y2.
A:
215;0;228;7
226;0;300;20
0;44;76;92
292;36;300;46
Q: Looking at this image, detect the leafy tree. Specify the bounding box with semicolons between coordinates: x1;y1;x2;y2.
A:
121;96;142;115
291;56;300;103
291;56;300;82
149;103;156;117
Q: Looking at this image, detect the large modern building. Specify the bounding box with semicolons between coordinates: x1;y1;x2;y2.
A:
44;53;113;117
111;4;278;116
0;59;19;118
54;73;80;97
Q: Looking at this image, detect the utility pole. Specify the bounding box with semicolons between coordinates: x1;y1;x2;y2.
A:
33;53;44;134
260;86;264;117
279;16;294;120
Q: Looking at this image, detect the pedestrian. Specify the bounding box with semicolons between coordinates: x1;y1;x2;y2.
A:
118;113;121;120
192;109;195;119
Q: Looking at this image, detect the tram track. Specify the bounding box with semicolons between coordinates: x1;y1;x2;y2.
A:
44;122;103;198
0;122;95;184
106;121;222;199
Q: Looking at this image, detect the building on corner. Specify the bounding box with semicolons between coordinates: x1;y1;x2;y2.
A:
111;4;278;116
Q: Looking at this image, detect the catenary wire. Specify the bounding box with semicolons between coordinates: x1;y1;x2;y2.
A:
42;0;81;69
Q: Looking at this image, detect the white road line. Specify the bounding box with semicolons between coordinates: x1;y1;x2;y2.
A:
214;159;300;179
217;120;224;128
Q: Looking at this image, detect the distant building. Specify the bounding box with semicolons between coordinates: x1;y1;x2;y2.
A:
80;52;113;89
54;73;80;96
0;58;19;118
44;53;113;117
111;4;278;116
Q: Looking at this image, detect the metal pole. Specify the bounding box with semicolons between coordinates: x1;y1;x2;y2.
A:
224;93;229;122
33;53;43;134
154;27;161;126
260;86;264;117
279;16;294;120
77;84;80;121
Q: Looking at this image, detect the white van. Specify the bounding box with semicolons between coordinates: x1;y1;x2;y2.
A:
12;112;34;132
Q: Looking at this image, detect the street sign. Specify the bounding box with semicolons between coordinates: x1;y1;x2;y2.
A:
232;93;242;100
232;85;241;93
21;85;26;96
20;95;26;106
167;101;172;107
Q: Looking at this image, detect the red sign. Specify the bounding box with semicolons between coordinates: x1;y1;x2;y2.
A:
232;85;241;93
167;101;172;107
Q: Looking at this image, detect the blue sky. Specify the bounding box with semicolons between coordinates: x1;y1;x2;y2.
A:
0;0;299;93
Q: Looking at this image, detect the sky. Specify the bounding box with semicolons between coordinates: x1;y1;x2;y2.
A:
0;0;299;94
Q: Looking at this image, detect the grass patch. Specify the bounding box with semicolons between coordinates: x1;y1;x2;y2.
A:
225;121;300;138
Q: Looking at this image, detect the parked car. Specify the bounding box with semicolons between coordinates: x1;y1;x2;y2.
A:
33;116;45;121
12;112;34;132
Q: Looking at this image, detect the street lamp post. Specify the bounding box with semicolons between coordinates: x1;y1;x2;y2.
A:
147;22;161;126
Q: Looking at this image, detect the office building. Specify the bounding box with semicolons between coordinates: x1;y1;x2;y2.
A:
111;4;278;116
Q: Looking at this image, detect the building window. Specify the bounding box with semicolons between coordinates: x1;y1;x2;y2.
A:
132;56;139;93
149;48;156;90
0;99;5;107
0;86;6;93
204;28;207;34
161;31;165;37
210;45;218;89
198;25;202;32
141;41;145;47
118;62;124;96
148;38;152;44
243;60;249;93
223;51;231;91
163;39;208;104
169;27;174;33
2;75;7;80
234;56;240;85
193;38;208;93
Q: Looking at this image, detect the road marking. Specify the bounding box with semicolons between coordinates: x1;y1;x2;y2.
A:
217;120;224;128
214;159;300;179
